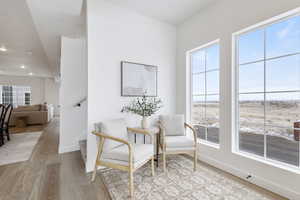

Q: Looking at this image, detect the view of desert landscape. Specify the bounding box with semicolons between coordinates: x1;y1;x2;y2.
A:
189;14;300;169
192;100;300;166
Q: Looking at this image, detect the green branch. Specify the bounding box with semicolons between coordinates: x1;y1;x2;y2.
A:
121;94;163;117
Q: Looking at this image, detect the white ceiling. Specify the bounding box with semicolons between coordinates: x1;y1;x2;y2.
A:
0;0;52;77
109;0;219;25
26;0;85;77
0;0;216;77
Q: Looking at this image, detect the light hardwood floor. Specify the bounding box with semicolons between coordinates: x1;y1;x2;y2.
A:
0;119;110;200
10;125;44;134
0;119;287;200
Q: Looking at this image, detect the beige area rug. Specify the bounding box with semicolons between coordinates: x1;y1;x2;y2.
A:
0;132;42;166
100;155;274;200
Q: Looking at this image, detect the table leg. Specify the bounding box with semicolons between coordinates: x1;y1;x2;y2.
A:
155;134;159;167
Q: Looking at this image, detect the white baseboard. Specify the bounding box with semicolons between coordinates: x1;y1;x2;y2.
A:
198;155;299;200
59;144;80;154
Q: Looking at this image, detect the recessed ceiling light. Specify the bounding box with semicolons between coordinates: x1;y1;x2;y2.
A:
0;45;7;52
28;72;33;76
20;65;26;69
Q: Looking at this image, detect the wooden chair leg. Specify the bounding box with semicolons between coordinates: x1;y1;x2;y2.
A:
163;151;166;172
6;128;10;141
194;150;197;171
91;163;98;182
151;157;155;176
0;129;4;146
92;137;104;182
129;168;134;198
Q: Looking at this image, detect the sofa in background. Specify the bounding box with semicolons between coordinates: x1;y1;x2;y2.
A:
9;104;50;126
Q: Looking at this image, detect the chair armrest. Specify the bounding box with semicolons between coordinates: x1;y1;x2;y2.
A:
127;127;153;139
92;131;132;153
158;122;166;150
184;123;197;147
158;122;166;136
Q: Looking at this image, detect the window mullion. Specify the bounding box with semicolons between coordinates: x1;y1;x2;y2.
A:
236;37;240;152
239;52;300;66
263;28;267;160
205;50;208;141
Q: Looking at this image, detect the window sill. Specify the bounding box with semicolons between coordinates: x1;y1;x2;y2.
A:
233;150;300;174
197;139;220;149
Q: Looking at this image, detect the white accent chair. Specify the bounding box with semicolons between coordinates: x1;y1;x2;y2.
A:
159;115;197;172
91;118;155;198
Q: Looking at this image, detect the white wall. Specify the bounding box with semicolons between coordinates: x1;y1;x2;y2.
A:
0;74;45;105
59;37;87;154
177;1;300;199
44;78;60;115
86;0;177;172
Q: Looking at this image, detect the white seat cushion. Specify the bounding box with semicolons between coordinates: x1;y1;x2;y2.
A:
165;136;195;149
97;118;128;151
159;115;185;136
102;143;154;164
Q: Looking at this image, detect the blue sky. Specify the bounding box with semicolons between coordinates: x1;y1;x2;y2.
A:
192;44;219;102
192;15;300;102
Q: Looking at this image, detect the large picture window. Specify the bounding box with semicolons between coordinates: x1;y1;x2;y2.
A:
190;40;220;144
0;85;31;107
234;14;300;168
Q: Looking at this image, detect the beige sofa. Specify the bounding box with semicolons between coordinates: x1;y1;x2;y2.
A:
9;104;48;126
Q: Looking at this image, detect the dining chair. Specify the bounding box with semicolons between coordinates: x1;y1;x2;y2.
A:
91;118;155;198
0;105;5;146
1;104;13;142
159;114;198;172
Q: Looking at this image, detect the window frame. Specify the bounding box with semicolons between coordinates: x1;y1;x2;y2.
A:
187;39;221;148
232;8;300;172
0;85;31;107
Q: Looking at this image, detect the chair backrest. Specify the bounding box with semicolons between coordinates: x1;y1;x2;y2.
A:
0;105;4;123
3;104;13;125
95;118;128;151
159;114;185;136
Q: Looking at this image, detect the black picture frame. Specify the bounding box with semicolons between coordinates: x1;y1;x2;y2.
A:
121;61;158;97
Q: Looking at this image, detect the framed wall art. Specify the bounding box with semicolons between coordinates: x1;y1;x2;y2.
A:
121;61;157;97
